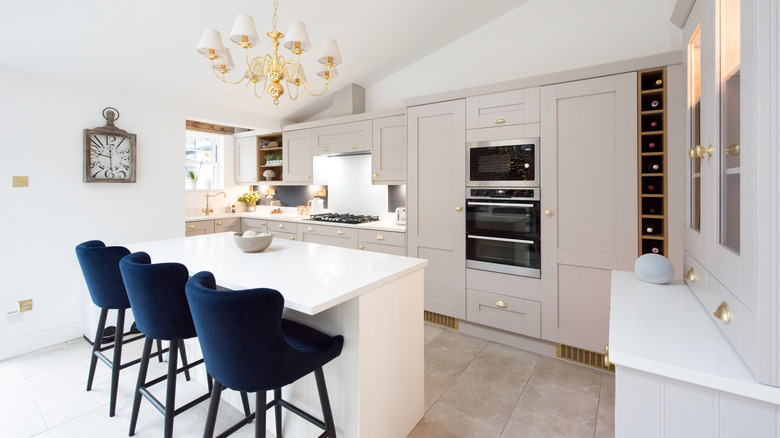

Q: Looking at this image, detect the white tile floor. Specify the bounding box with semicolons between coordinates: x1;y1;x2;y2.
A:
0;325;615;437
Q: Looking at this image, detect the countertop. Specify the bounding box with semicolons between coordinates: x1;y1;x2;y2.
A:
125;232;426;315
185;212;407;233
609;270;780;404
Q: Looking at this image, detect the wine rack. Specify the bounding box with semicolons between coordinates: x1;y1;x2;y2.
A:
637;68;667;256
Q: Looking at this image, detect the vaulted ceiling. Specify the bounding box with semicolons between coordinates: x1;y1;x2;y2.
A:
0;0;527;124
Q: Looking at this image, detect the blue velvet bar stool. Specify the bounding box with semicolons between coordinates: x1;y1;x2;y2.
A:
75;240;156;417
120;252;250;438
186;271;344;438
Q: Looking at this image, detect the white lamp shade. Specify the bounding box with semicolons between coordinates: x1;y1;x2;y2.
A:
247;58;266;79
317;39;342;65
283;21;312;52
214;48;235;72
229;14;260;46
317;67;338;79
196;29;225;56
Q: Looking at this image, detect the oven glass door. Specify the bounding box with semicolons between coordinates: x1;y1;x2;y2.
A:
466;235;541;278
466;200;539;238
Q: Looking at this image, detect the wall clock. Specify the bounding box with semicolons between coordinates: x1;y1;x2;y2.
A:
83;107;136;183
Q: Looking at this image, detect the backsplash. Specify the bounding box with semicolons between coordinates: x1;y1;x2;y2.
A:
252;184;328;209
388;185;406;213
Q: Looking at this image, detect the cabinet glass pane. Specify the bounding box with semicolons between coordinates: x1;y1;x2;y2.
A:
719;0;740;252
688;25;702;231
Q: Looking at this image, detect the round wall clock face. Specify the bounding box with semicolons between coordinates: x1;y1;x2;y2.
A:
89;134;132;180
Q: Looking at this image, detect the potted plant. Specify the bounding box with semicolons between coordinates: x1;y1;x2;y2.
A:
263;169;276;181
237;191;261;212
185;162;201;189
265;153;283;166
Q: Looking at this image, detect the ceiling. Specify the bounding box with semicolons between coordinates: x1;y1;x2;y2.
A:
0;0;527;125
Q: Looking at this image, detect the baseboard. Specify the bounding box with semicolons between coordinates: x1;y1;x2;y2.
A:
457;320;558;358
0;320;84;361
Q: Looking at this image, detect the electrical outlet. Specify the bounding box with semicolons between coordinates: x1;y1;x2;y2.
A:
12;176;29;187
19;299;32;312
4;302;20;316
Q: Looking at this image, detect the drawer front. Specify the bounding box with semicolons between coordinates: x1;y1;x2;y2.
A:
466;289;541;337
301;223;357;240
214;218;240;233
466;87;539;129
358;242;406;256
269;221;297;233
684;252;759;376
312;120;372;154
242;218;268;233
357;229;405;247
274;231;298;241
185;220;214;235
303;233;355;249
466;268;541;301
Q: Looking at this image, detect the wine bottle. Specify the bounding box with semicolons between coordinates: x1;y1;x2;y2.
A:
647;162;661;172
651;100;660;108
647;142;656;149
647;184;656;192
651;246;660;254
655;79;663;86
650;121;658;128
646;224;656;234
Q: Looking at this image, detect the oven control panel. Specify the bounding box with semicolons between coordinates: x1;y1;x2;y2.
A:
466;187;539;200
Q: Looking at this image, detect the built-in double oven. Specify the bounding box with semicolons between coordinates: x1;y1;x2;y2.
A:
466;138;541;278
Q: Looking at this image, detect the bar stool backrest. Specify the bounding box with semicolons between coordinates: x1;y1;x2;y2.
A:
76;240;132;310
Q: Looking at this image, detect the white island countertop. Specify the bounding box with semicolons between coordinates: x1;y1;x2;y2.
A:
125;232;426;315
609;270;780;405
185;212;407;233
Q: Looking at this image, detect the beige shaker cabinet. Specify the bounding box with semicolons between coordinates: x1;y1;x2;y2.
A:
358;229;406;255
281;129;313;184
407;100;467;319
214;218;240;234
371;115;407;185
233;134;260;184
300;223;358;249
311;120;372;155
241;218;268;233
185;220;215;237
539;73;638;353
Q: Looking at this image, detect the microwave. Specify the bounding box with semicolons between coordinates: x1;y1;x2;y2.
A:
466;138;540;187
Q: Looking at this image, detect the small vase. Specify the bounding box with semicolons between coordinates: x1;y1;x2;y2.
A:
246;204;256;212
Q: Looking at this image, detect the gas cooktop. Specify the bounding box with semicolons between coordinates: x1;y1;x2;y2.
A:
307;213;380;224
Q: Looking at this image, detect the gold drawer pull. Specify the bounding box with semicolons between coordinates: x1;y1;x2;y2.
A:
544;209;553;216
261;222;266;226
686;267;696;282
455;206;463;212
290;236;295;240
187;224;196;229
308;226;314;232
604;344;611;367
495;300;507;308
689;147;698;159
278;224;284;229
373;173;379;178
358;245;365;250
714;301;732;324
696;144;713;158
251;177;257;181
216;221;222;226
352;144;358;149
306;175;311;179
323;146;329;152
495;116;507;124
337;229;344;235
376;234;384;241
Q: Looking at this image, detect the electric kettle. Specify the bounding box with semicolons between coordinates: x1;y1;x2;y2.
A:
308;198;325;215
395;207;407;225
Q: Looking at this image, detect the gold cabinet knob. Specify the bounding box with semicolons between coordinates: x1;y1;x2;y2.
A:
686;267;696;282
290;236;295;240
216;221;222;226
495;116;507;124
544;209;553;216
495;300;507;308
714;301;732;323
604;344;611;367
278;224;284;229
323;146;329;152
307;226;314;232
261;222;266;226
337;229;344;235
376;234;384;241
358;245;365;250
696;144;713;158
187;224;196;229
305;175;311;179
725;144;740;157
455;206;463;212
373;173;379;178
251;177;257;181
689;147;698;159
352;144;358;149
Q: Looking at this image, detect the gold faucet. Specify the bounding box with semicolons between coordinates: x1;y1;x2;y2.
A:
203;192;226;216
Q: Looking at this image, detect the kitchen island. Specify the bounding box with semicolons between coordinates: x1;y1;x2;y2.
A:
125;232;427;438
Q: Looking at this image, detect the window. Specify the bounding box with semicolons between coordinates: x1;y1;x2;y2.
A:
185;130;223;190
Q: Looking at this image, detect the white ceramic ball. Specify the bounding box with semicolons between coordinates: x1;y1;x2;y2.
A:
242;230;257;238
634;253;674;284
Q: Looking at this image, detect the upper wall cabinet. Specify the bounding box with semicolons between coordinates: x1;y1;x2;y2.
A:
465;87;541;141
312;120;372;155
371;115;406;185
234;134;260;184
282;129;313;184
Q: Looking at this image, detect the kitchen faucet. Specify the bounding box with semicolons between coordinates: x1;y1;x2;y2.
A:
203;192;226;216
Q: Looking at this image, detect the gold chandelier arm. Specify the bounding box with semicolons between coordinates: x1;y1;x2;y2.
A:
253;75;270;99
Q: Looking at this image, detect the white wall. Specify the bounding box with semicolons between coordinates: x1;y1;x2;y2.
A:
365;0;682;111
0;67;278;360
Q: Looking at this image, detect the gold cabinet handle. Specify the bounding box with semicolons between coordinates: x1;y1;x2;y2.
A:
495;300;507;308
373;173;379;178
358;245;365;250
278;224;284;229
689;147;699;159
337;229;344;235
261;222;266;226
696;144;713;158
725;144;740;157
495;116;507;124
216;221;222;226
714;301;732;324
290;236;296;240
376;234;384;241
455;206;463;212
604;344;611;367
251;177;257;181
323;146;329;152
305;175;311;179
352;144;358;149
686;267;696;282
544;209;553;216
187;224;196;229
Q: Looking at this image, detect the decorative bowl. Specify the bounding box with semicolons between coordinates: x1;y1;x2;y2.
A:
233;232;274;253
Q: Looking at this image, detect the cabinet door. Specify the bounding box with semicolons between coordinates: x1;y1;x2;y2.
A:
312;120;372;155
371;115;406;184
540;74;638;352
407;100;466;319
214;218;240;233
234;136;259;183
282;129;313;183
185;220;214;236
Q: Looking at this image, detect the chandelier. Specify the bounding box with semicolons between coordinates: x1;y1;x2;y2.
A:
196;0;342;105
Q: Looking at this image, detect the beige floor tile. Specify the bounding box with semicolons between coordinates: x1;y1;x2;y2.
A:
501;404;597;438
408;400;504;438
595;372;615;438
424;366;457;412
424;330;488;377
424;323;445;344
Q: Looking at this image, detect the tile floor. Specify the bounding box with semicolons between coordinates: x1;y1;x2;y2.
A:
0;325;614;437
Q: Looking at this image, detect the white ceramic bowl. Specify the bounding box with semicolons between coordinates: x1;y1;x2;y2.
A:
233;232;274;253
